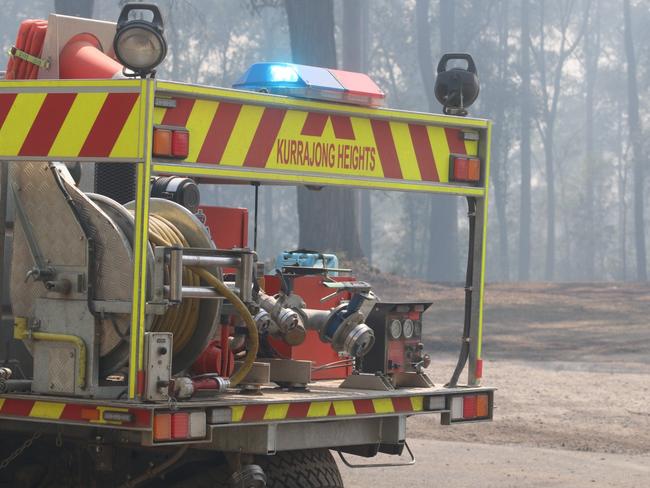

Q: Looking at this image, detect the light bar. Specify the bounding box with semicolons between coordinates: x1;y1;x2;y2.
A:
233;62;385;107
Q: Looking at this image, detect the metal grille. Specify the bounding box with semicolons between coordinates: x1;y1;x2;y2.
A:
94;163;136;204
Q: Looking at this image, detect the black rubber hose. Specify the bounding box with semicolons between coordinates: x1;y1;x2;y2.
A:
446;197;477;387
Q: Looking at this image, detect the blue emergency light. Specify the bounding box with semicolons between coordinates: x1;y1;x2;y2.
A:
232;62;385;107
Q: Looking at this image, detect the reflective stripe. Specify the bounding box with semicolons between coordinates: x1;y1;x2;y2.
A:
372;398;395;414
29;401;66;419
152;83;487;194
307;401;331;418
264;403;290;421
0;81;144;161
227;396;426;423
332;400;356;416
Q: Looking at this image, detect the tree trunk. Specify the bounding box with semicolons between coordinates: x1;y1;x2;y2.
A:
343;0;372;261
518;0;532;280
623;0;647;281
583;3;599;280
416;0;459;281
492;0;511;281
544;125;555;280
54;0;94;17
285;0;364;258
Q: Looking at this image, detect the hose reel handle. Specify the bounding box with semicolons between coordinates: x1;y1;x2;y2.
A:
436;53;477;75
117;3;164;32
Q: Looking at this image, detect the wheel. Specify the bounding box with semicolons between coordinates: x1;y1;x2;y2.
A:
256;449;344;488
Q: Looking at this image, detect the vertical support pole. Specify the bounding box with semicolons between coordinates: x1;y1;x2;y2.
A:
468;122;492;386
128;79;155;400
0;161;8;318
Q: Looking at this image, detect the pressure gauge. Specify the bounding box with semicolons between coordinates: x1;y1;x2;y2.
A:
402;319;415;339
389;319;402;339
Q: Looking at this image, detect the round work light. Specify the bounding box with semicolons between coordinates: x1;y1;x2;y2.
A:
113;3;167;76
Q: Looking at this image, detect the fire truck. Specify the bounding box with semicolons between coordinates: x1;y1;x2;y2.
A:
0;5;493;487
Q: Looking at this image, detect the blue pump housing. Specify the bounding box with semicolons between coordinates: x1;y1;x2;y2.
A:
275;251;339;276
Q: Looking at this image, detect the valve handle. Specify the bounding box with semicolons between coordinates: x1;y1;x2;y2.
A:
437;53;477;75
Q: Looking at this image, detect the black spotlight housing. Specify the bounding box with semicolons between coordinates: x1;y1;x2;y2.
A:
113;3;167;77
151;176;201;214
434;53;480;116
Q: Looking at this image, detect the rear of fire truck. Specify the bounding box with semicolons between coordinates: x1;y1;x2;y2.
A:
0;5;493;487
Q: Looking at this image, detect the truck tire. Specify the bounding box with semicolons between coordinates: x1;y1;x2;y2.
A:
256;449;344;488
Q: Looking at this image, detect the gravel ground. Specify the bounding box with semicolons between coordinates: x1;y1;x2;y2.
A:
338;277;650;486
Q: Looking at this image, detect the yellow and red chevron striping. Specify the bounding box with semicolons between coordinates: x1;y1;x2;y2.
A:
230;396;424;423
0;88;143;160
153;95;479;186
0;397;151;428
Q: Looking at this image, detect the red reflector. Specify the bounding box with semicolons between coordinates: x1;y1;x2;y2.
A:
81;408;100;421
463;395;477;419
475;358;483;379
453;157;469;180
172;129;189;158
171;412;189;439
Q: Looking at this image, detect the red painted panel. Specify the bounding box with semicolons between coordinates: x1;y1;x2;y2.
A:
286;402;311;419
161;97;195;126
301;112;328;136
0;93;17;127
330;115;355;140
370;119;402;179
444;127;467;155
200;206;248;249
241;404;267;422
197;102;242;164
353;399;375;415
409;123;439;182
392;396;413;412
1;399;34;416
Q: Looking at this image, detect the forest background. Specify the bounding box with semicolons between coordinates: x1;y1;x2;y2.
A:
2;0;648;284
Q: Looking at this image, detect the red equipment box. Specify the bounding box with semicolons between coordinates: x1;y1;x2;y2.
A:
199;205;248;249
263;275;353;380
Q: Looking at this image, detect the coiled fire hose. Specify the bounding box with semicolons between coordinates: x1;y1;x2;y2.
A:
143;213;259;388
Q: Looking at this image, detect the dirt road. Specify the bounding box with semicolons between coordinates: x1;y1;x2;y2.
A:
338;279;650;487
339;438;650;487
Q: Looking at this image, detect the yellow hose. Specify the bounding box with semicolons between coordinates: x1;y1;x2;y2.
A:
143;213;258;388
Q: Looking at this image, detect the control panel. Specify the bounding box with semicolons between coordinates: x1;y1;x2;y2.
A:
361;302;432;376
143;332;173;401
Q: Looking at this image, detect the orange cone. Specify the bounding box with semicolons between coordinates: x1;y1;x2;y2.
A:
59;33;124;79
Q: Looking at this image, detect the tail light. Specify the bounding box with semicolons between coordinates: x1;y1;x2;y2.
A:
171;129;189;158
450;155;481;183
153;126;190;159
153;413;172;441
153;128;172;157
153;410;206;442
171;412;189;439
445;393;492;424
